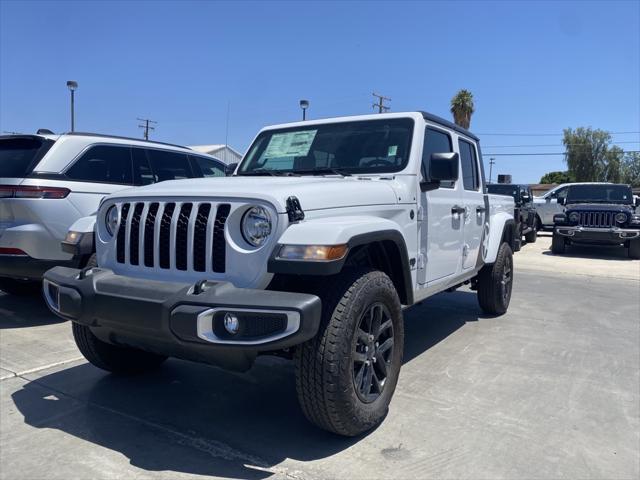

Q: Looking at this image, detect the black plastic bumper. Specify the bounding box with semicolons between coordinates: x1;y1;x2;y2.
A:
0;255;82;281
42;267;322;371
555;226;640;245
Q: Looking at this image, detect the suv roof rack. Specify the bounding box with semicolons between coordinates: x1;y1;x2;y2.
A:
420;111;479;142
64;131;191;150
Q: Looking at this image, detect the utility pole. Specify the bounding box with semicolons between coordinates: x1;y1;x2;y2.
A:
489;157;495;184
372;92;391;113
137;118;157;140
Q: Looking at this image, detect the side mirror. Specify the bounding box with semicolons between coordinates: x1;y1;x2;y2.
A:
635;197;640;207
225;163;238;176
521;193;531;203
558;197;566;206
420;152;459;192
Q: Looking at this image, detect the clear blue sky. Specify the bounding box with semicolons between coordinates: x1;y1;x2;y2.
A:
1;0;638;183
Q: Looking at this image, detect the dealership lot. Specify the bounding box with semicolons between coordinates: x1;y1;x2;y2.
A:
1;233;638;480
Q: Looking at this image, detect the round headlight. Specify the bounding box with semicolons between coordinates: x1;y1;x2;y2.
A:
568;212;580;223
615;212;627;224
105;206;119;236
241;206;272;247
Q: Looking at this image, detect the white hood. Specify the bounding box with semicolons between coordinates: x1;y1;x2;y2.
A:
107;176;400;213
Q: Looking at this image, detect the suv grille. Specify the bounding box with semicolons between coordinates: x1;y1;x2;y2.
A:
577;211;616;228
115;201;230;272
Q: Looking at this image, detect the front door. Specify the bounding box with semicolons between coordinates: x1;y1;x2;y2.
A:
458;138;484;270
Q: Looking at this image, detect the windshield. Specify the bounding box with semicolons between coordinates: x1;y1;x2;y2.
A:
239;118;414;176
566;184;633;204
487;184;519;199
0;137;54;177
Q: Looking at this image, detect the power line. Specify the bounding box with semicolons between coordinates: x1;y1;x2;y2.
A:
484;151;640;156
372;92;391;113
137;117;157;140
477;131;640;136
484;141;640;148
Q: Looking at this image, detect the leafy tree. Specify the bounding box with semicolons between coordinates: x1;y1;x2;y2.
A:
539;171;574;184
562;127;627;182
621;151;640;186
450;89;474;129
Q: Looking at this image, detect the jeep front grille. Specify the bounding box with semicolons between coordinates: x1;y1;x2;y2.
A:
115;201;230;272
577;211;616;228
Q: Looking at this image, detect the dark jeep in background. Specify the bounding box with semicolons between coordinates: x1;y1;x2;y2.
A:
552;183;640;258
487;183;537;251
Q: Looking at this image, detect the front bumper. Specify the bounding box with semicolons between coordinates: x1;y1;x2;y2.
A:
555;226;640;244
42;267;322;371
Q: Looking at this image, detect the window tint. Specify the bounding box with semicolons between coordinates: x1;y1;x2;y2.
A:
132;148;154;186
192;156;225;177
66;145;132;184
146;149;192;182
422;128;454;188
554;187;568;200
0;137;54;177
458;139;479;191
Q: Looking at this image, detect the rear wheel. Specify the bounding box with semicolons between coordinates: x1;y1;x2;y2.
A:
513;225;522;252
477;242;513;315
629;240;640;259
524;225;537;243
72;323;167;374
551;233;566;254
0;278;40;296
295;268;404;436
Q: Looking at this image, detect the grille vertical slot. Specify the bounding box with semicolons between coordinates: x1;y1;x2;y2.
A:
193;203;211;272
144;202;160;267
116;203;131;264
129;203;144;265
175;203;193;271
159;203;176;269
213;204;231;273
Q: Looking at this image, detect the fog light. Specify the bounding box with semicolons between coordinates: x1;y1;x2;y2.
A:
223;313;239;334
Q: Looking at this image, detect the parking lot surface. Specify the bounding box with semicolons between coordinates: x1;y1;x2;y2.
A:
1;234;639;480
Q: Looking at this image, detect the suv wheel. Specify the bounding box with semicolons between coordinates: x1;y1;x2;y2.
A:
513;225;522;252
477;242;513;315
524;225;537;243
629;240;640;259
295;268;404;436
72;323;167;374
551;233;566;254
0;278;40;296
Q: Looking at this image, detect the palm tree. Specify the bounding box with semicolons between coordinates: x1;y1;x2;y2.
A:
450;89;475;129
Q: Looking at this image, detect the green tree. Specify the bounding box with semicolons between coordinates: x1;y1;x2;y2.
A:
450;89;475;129
539;171;574;184
563;127;619;182
621;151;640;186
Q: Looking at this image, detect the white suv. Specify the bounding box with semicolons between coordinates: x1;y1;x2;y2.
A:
0;132;226;294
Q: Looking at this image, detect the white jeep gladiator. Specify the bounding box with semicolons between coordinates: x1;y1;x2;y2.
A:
43;112;515;436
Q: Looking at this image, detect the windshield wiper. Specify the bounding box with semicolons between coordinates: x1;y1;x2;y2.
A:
291;167;352;177
239;168;282;177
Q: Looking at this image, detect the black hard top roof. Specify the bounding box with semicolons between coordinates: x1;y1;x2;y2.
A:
419;111;479;142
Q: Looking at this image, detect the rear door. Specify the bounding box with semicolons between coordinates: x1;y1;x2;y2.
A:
419;126;463;284
458;137;484;270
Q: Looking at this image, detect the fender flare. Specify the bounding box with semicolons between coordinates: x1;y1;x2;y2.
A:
482;213;516;264
268;216;413;305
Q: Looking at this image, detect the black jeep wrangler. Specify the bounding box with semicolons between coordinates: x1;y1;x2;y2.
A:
487;183;537;251
552;183;640;258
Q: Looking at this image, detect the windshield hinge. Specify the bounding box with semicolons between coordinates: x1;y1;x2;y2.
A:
286;196;305;223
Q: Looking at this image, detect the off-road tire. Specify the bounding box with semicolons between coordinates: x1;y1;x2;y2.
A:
477;242;513;315
84;253;98;268
629;240;640;259
72;323;167;374
524;225;537;243
0;278;40;296
294;268;404;437
551;233;566;254
513;225;522;252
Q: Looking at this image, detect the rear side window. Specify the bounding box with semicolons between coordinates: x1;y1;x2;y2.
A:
66;145;133;184
146;149;192;182
191;156;225;177
422;128;454;188
458;139;479;191
0;137;54;177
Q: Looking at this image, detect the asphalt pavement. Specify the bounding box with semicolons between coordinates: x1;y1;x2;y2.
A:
1;233;639;479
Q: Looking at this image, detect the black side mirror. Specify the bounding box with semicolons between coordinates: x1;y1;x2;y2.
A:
635;197;640;208
225;163;238;176
558;197;566;206
420;152;459;192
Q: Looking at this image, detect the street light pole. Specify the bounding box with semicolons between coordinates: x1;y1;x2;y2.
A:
66;81;78;132
299;99;309;121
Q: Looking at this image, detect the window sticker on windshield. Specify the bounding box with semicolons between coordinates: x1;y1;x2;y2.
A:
264;130;318;158
388;145;398;157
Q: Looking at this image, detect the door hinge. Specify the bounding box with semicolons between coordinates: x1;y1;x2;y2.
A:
416;206;424;221
417;253;426;269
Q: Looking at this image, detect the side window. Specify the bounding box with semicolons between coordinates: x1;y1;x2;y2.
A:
146;149;193;182
555;187;568;201
422;128;454;188
458;138;479;191
66;145;133;185
132;148;154;186
191;156;225;177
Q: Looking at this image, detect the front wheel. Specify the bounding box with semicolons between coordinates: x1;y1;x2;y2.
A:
524;225;537;243
551;233;566;254
295;268;404;436
477;242;513;315
629;240;640;259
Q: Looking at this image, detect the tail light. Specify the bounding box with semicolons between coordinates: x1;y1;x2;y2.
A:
0;185;70;199
0;248;28;255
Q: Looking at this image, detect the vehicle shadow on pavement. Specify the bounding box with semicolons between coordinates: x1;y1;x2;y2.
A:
0;292;65;328
10;291;482;478
542;244;635;261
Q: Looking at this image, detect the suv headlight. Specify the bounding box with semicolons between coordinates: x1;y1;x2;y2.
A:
241;206;272;247
568;212;580;223
630;214;640;225
105;206;119;236
553;213;567;224
615;212;627;224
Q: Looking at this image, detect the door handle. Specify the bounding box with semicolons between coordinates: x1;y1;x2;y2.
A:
451;205;465;215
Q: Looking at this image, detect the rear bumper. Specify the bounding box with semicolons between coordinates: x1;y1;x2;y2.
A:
0;254;81;280
42;267;322;371
555;226;640;244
